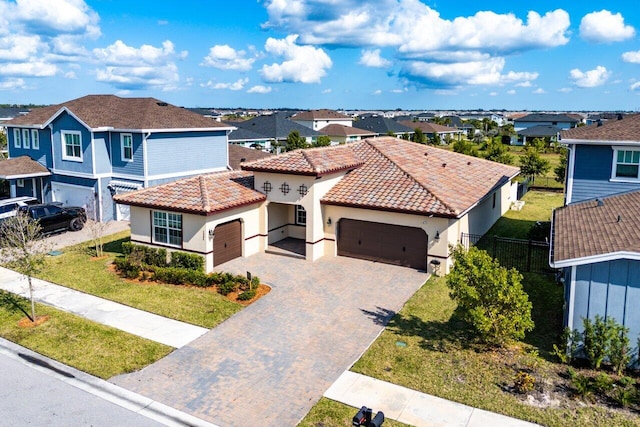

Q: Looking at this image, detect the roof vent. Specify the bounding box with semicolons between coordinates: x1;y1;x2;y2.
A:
240;157;246;163
618;114;623;120
596;198;604;207
442;163;446;167
618;214;622;223
467;161;471;165
597;119;603;127
157;102;168;107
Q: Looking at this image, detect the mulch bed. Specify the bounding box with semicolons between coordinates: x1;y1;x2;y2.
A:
18;315;50;328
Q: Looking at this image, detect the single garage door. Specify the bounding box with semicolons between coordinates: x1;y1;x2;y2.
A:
213;219;242;266
337;219;427;270
51;182;94;212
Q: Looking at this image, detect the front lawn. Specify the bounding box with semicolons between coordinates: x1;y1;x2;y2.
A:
0;298;171;379
35;231;242;328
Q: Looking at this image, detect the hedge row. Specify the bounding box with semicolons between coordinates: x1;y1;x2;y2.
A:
121;242;204;271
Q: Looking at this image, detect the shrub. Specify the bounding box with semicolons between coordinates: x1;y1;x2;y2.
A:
609;323;631;376
217;280;237;296
527;221;551;242
582;315;617;370
208;272;225;285
513;370;535;393
446;244;534;346
613;386;636;408
170;252;204;271
593;372;614;394
237;289;257;301
250;275;260;289
237;276;250;291
144;248;167;267
571;374;594;401
553;327;581;364
121;241;134;255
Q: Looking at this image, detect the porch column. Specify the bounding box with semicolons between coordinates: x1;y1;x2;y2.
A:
9;181;16;198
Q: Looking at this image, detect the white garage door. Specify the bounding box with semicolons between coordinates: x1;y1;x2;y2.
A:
51;182;95;217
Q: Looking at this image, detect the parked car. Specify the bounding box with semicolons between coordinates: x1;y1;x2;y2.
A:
18;203;87;234
0;196;39;221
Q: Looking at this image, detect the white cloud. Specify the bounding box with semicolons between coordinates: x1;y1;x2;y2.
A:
359;49;392;68
0;77;26;90
93;40;185;90
630;81;640;92
622;50;640;64
489;92;498;96
532;88;545;94
202;78;249;91
372;89;382;95
201;44;255;71
516;81;532;88
506;89;516;95
260;34;332;83
11;0;100;38
580;10;635;43
558;87;572;93
0;61;57;77
569;65;611;87
247;85;272;93
321;88;332;94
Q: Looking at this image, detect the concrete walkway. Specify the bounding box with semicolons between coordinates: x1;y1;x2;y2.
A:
0;267;208;348
326;371;539;427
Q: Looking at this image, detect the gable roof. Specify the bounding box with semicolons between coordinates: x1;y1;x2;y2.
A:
352;116;414;135
515;113;579;123
227;126;273;142
551;190;640;267
5;95;232;131
0;156;50;179
228;145;273;170
241;144;364;176
321;137;519;217
113;170;265;215
518;125;561;137
318;123;376;137
561;114;640;142
233;113;321;140
292;109;352;121
398;121;461;134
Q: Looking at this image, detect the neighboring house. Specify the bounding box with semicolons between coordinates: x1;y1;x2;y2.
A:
4;95;234;222
550;114;640;343
290;109;353;131
515;124;561;146
227;126;273;151
514;113;579;132
317;124;376;145
232;112;322;147
0;156;51;199
352;116;414;137
398;121;464;142
115;137;519;274
228;145;273;170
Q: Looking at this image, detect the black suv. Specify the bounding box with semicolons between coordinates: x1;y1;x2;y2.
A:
19;203;87;234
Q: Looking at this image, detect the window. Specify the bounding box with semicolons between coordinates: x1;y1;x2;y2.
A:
121;134;133;161
153;211;182;246
295;205;306;225
22;129;30;149
62;131;82;161
614;149;640;179
13;129;21;148
31;130;39;149
17;179;24;188
492;192;496;209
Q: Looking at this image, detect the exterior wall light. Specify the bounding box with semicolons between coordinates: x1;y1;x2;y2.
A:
208;229;215;238
434;230;440;241
327;217;332;225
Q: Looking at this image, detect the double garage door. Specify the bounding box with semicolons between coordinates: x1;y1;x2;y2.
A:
213;219;242;267
337;219;428;270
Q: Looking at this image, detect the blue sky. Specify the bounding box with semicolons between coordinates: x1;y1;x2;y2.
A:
2;0;640;111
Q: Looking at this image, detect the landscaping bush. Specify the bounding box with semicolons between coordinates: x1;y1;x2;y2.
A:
237;289;257;301
149;266;210;287
169;252;204;271
217;280;237;296
513;370;535;393
583;315;617;370
121;241;134;255
113;258;141;279
250;275;260;289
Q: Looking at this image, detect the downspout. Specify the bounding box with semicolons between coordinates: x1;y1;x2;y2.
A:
565;145;575;205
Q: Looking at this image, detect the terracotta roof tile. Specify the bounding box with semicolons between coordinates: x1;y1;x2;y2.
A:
114;170;265;215
551;191;640;264
0;156;50;178
321;137;519;217
241;144;364;176
561;114;640;141
5;95;231;130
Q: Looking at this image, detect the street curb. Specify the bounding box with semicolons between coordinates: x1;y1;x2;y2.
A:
0;338;219;427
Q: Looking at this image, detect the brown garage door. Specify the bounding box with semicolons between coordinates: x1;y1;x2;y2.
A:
337;219;427;270
213;219;242;266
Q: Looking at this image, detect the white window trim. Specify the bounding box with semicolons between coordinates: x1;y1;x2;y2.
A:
16;179;24;187
610;146;640;182
61;130;83;162
22;129;30;149
120;133;133;162
152;210;183;247
295;205;306;225
31;129;39;149
13;129;21;148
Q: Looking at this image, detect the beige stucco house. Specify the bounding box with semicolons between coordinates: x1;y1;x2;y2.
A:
115;137;519;274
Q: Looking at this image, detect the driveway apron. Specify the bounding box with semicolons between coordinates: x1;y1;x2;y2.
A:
111;254;427;426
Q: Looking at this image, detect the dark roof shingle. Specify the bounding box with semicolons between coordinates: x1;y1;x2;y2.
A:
0;156;50;179
561;114;640;141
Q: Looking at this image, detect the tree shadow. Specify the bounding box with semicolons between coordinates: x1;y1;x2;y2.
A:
360;306;396;326
18;353;75;378
102;237;130;255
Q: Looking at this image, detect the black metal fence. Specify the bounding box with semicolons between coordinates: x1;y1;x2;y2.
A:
460;232;554;274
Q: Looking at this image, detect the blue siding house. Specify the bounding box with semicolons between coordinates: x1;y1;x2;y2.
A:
551;114;640;349
5;95;234;221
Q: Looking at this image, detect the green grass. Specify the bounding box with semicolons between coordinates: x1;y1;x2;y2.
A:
35;231;242;328
299;398;409;427
0;299;171;379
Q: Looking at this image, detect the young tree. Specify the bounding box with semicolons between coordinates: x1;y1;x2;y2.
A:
452;139;479;157
312;135;332;147
0;212;47;322
85;197;107;257
554;147;568;183
446;244;534;346
411;128;426;144
285;130;308;151
483;139;514;165
519;148;551;183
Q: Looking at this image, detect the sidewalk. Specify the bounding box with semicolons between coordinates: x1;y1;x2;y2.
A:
0;267;208;348
325;371;539;427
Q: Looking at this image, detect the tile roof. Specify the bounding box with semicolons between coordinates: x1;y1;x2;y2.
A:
228;145;273;170
241;144;364;176
561;114;640;141
292;109;352;121
352;116;414;135
113;170;265;215
398;121;461;134
0;156;50;178
5;95;232;130
232;112;321;140
551;190;640;265
321;137;519;217
318;124;376;137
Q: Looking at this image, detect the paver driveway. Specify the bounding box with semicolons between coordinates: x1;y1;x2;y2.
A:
111;254;427;426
